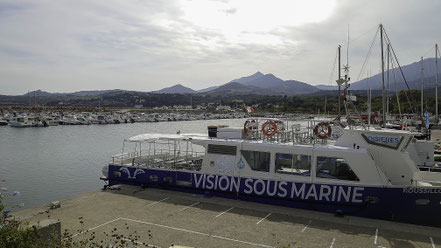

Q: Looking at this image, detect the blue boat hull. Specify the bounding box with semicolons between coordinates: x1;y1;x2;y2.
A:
106;164;441;228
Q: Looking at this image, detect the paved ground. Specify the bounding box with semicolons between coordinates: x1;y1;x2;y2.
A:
14;185;441;248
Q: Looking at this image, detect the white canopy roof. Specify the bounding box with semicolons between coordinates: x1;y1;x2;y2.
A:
126;133;207;143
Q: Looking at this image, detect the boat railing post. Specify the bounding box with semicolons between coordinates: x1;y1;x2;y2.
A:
173;140;177;169
121;141;126;165
186;140;189;161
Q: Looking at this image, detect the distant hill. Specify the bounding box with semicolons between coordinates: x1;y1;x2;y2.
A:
229;71;266;85
197;86;218;93
22;89;126;97
68;89;126;96
22;90;55;97
231;72;284;89
282;80;320;95
226;72;320;96
206;82;279;96
316;85;338;91
154;84;196;94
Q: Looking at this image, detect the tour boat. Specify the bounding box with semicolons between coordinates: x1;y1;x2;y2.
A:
101;119;441;227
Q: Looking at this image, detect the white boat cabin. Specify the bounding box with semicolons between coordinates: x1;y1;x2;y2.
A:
110;119;441;188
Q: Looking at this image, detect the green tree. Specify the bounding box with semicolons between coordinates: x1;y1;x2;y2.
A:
0;196;47;248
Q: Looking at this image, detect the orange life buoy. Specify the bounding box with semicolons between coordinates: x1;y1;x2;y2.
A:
244;120;249;134
262;121;277;137
313;122;332;139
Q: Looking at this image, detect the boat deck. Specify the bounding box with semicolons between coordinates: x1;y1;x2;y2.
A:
14;185;441;248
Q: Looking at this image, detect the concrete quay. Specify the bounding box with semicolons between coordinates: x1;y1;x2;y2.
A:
14;185;441;248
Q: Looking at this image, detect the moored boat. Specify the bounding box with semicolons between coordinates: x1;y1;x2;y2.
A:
9;116;36;127
102;119;441;227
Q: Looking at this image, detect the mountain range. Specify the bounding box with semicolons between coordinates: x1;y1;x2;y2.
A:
20;72;322;97
22;89;127;97
350;57;440;90
226;72;320;95
16;57;441;97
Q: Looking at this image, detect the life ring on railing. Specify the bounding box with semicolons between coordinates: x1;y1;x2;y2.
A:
313;122;332;139
262;121;278;137
244;119;258;134
273;120;285;132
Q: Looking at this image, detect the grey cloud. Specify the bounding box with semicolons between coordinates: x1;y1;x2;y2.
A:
1;0;441;94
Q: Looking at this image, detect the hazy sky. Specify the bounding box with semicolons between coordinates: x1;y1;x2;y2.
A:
1;0;441;95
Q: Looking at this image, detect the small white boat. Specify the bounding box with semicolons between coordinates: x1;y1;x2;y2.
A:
9;116;35;127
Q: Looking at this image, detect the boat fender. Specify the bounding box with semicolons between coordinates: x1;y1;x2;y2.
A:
313;122;332;139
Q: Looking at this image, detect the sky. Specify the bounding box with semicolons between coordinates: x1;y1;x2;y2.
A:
1;0;441;95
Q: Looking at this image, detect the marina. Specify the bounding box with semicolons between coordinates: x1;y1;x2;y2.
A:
0;109;251;127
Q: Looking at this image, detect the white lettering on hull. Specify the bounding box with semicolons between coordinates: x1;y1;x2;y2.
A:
278;181;288;198
403;187;441;194
193;174;366;204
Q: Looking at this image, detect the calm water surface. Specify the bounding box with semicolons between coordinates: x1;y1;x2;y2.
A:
0;119;246;211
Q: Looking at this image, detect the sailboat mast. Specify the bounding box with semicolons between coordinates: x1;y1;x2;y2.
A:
386;44;390;117
421;57;424;118
368;89;371;127
380;24;386;127
338;45;341;120
435;44;438;120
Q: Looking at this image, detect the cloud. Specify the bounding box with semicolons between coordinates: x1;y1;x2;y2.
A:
1;0;441;94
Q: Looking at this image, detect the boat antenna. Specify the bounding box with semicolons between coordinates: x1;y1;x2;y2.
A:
346;24;350;71
343;24;350;101
336;45;343;121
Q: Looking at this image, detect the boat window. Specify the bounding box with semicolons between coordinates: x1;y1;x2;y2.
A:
316;156;359;181
241;150;270;172
207;144;237;156
275;153;311;176
400;137;413;152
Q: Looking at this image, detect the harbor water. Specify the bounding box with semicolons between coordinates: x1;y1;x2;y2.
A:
0;119;247;211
